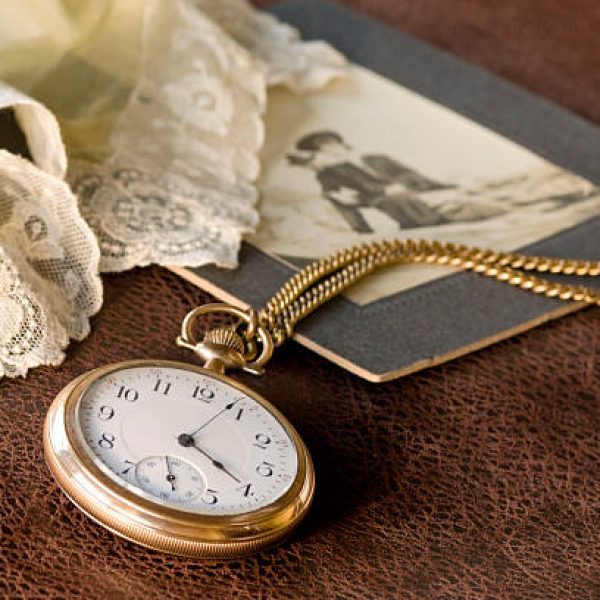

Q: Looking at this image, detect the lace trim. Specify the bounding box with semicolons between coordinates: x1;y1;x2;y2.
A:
0;150;102;376
69;0;346;273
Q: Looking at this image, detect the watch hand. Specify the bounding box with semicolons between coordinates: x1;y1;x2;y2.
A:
165;456;176;492
177;434;241;483
187;399;240;438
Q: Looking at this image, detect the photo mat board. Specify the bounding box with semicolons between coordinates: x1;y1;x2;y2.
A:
172;0;600;382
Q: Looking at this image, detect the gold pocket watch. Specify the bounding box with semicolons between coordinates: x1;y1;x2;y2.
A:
45;304;314;559
44;239;600;557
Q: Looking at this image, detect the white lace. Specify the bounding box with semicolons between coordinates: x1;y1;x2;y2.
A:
196;0;347;90
0;150;102;377
68;0;345;272
0;83;66;177
0;246;67;378
0;0;347;377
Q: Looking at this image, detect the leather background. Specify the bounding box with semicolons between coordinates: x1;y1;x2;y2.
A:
1;1;600;598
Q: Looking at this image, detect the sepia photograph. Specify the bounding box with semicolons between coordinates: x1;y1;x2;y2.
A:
252;65;600;304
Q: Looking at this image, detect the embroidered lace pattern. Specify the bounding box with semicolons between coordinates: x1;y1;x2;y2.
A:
0;150;101;377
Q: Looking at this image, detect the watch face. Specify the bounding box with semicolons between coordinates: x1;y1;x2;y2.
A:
75;365;298;515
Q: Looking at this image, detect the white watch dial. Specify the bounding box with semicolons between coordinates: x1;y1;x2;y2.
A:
76;365;298;515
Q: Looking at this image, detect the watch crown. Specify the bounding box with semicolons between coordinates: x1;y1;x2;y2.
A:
202;328;245;354
178;303;273;376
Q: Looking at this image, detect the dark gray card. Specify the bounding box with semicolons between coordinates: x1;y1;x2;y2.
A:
173;0;600;381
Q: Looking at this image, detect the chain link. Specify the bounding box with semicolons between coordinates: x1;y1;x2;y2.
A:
257;239;600;346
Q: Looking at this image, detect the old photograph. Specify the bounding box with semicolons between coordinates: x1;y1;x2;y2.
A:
251;65;600;304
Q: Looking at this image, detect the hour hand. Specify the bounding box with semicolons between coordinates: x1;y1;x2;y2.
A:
177;434;241;483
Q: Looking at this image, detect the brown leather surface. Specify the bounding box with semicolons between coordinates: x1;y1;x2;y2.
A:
2;1;600;598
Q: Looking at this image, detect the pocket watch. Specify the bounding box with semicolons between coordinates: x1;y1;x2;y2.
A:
44;304;314;558
44;239;600;557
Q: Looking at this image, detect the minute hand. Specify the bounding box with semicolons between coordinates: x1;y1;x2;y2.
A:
187;399;240;437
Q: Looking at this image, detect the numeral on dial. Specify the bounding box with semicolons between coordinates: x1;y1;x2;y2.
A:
98;432;116;449
192;386;215;402
121;460;135;475
254;433;271;450
237;483;253;497
256;461;274;477
202;489;219;505
235;408;244;421
153;379;171;395
117;386;138;402
97;405;115;420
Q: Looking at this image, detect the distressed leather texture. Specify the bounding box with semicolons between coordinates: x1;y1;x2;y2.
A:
2;267;600;599
2;1;600;598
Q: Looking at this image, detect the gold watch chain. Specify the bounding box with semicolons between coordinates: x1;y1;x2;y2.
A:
258;239;600;346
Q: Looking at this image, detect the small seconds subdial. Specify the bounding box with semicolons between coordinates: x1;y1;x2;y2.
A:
135;455;205;503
